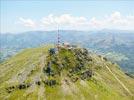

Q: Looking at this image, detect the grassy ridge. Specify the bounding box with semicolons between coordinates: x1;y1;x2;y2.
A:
0;45;134;100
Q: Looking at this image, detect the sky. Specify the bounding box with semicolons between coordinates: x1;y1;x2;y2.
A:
0;0;134;33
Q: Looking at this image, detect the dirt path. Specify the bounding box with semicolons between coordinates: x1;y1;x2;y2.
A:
100;57;133;96
37;55;46;100
38;84;46;100
40;55;46;73
105;65;133;96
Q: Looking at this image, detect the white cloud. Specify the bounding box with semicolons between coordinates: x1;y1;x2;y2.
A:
19;17;36;28
41;14;88;27
89;11;134;30
19;12;134;30
89;17;102;28
106;12;129;25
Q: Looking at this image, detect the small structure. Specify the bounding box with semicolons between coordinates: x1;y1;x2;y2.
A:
71;45;78;48
61;42;78;50
63;42;70;48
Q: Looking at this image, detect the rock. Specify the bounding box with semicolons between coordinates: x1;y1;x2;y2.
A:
71;77;79;82
6;86;15;93
81;70;93;80
103;57;108;61
35;81;41;85
18;84;27;89
18;83;31;89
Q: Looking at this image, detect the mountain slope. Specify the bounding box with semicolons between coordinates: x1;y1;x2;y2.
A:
0;45;134;100
1;30;134;74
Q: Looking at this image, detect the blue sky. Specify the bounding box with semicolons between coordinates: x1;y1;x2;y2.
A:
1;0;134;33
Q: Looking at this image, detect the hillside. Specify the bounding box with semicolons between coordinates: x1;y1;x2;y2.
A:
0;45;134;100
1;30;134;74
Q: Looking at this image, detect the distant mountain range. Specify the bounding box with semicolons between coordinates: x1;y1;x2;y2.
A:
0;30;134;74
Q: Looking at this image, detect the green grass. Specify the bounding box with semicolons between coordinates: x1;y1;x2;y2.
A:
0;45;134;100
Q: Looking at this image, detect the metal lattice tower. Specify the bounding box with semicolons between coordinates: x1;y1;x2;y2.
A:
57;29;60;51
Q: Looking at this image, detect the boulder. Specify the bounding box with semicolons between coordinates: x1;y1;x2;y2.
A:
81;70;93;80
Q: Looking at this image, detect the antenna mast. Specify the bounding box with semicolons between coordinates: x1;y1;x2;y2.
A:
57;28;60;51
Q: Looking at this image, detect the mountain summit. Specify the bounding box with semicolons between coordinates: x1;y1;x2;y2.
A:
0;45;133;100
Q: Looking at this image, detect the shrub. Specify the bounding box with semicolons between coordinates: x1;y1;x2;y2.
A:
44;79;57;86
35;81;41;85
